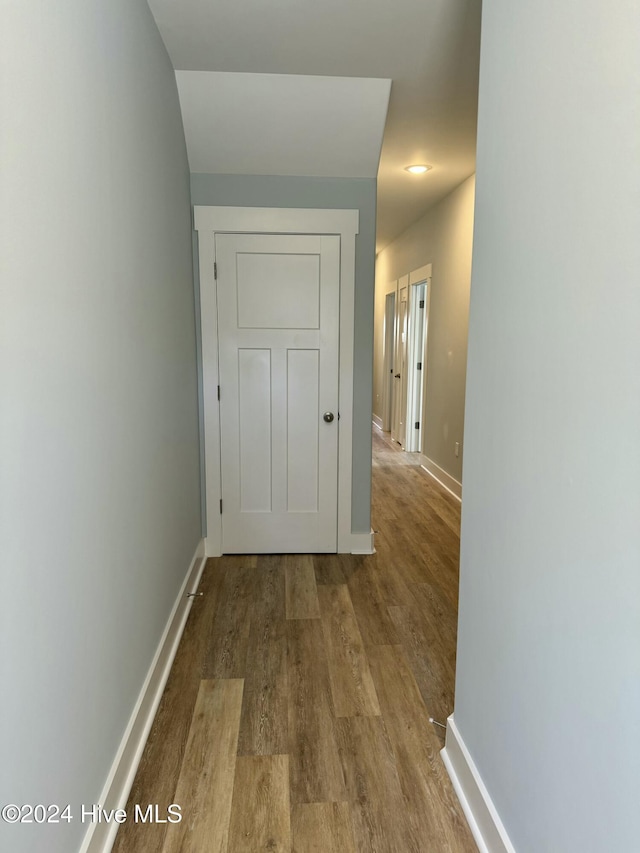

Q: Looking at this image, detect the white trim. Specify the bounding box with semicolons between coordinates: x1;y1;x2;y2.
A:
405;265;431;455
405;278;429;453
336;220;358;553
372;414;383;430
198;230;223;557
80;541;207;853
381;287;396;431
441;716;517;853
420;278;432;453
391;275;409;445
350;529;376;554
195;205;359;555
420;454;462;501
194;206;359;237
204;534;221;559
409;262;432;285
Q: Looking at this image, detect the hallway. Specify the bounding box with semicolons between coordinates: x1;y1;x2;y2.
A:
113;428;475;852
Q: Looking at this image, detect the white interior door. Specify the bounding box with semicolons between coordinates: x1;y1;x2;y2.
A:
382;290;396;431
215;233;340;553
392;281;409;446
405;281;427;452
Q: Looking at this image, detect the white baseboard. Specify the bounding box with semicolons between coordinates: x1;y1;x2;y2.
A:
420;454;462;501
349;528;376;554
80;540;207;853
372;414;383;430
441;716;516;853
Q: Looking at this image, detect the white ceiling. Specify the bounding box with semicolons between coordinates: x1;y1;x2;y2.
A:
148;0;481;250
176;71;391;178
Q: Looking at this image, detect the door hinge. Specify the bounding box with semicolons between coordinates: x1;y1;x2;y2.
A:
415;421;420;429
219;499;223;514
214;261;217;280
417;362;422;370
419;299;425;308
217;385;220;401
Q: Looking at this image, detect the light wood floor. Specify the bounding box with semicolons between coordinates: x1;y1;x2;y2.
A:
113;428;476;852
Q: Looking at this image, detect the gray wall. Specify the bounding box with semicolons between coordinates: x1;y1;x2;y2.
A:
374;176;475;484
0;3;201;851
455;1;640;850
191;173;377;534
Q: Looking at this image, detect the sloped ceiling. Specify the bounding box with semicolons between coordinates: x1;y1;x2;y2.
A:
148;0;481;250
176;71;391;177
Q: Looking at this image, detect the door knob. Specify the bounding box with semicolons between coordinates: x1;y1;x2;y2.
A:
323;412;335;423
394;373;401;378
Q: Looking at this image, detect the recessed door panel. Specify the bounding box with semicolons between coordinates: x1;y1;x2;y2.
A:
287;349;320;513
238;348;271;512
236;253;320;329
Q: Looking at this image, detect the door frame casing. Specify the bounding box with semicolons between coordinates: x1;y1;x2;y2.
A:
381;289;396;431
405;281;425;452
405;266;432;452
195;206;360;557
408;264;432;454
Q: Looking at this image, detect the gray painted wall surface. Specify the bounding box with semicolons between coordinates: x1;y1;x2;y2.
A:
190;173;377;534
0;3;201;851
455;2;640;851
374;176;474;484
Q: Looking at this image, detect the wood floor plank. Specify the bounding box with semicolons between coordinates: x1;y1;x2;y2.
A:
406;582;458;731
287;619;346;804
358;548;414;606
161;679;244;853
388;600;455;727
377;522;460;613
313;553;348;586
285;554;321;619
335;715;420;853
203;564;256;678
374;526;433;587
112;559;225;853
227;754;290;852
368;550;416;606
314;552;378;586
317;584;381;717
292;802;356;853
367;644;476;852
237;562;288;755
409;580;458;663
348;566;398;646
424;486;461;536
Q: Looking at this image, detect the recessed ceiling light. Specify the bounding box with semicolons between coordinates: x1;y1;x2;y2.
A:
405;164;431;174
